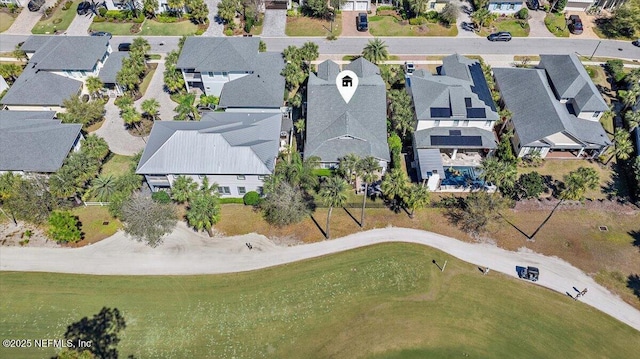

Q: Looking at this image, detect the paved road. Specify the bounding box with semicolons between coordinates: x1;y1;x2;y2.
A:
1;225;639;332
1;34;639;59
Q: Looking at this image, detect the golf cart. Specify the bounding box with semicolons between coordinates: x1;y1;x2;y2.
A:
518;266;539;282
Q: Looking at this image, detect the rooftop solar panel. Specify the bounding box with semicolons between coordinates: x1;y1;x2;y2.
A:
430;135;483;147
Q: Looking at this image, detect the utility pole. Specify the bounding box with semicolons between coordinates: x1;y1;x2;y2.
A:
590;40;602;60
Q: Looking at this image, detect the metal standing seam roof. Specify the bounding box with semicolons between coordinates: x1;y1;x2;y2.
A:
99;52;129;84
0;66;82;106
304;59;390;163
27;36;110;71
493;67;610;148
136;112;282;175
0;118;81;172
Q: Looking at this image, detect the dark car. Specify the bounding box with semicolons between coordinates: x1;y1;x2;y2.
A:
518;266;539;282
91;31;112;39
568;15;583;35
356;12;368;31
487;32;512;42
461;21;476;32
118;43;131;52
28;0;45;12
77;1;92;15
633;39;640;47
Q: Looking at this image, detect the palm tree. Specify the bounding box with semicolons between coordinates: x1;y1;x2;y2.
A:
85;76;103;99
121;107;144;137
186;192;221;237
471;8;496;29
141;98;160;121
166;0;185;14
294;118;305;143
284;151;320;191
403;183;430;218
318;176;349;239
174;93;199;121
88;174;117;202
561;167;599;201
357;156;381;227
381;168;408;209
282;45;300;64
115;95;134;111
607;129;634;164
171;175;197;203
362;38;389;65
480;158;516;193
622;88;639;109
338;153;360;185
625;110;639;131
131;37;151;56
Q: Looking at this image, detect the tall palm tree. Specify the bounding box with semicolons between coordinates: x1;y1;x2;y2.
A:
171;175;197;203
166;0;185;14
561;167;599;201
186;192;221;237
121;107;144;138
294;118;305;143
338;153;360;185
381;168;408;209
318;176;349;239
88;174;117;202
174;93;199;121
284;151;320;191
362;38;389;65
85;76;103;99
403;183;430;218
625;110;640;131
141;98;160;121
480;158;516;193
357;156;381;227
607;129;634;164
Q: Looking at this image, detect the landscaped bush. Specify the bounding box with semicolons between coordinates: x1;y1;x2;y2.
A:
93;16;106;23
195;28;205;35
105;10;128;21
243;191;261;206
219;197;245;204
408;17;425;26
425;11;439;23
517;8;528;20
152;191;172;204
376;5;395;12
244;16;254;33
157;13;179;23
62;1;72;10
133;15;144;23
224;28;233;36
605;59;626;83
98;7;107;17
286;9;297;17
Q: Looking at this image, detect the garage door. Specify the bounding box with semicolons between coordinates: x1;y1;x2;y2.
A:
564;2;590;11
342;1;354;11
355;1;368;10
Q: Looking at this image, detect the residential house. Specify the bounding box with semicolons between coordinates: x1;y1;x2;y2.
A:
305;58;390;170
0;111;83;174
176;37;286;113
0;0;24;7
1;36;112;111
487;0;524;14
425;0;450;12
136;112;281;197
0;77;8;94
407;54;499;190
565;0;597;11
341;0;370;11
493;54;610;159
98;51;129;96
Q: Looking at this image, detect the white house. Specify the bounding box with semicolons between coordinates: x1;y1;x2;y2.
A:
341;0;370;11
487;0;524;14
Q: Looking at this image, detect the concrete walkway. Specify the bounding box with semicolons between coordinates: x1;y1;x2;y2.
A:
92;98;146;156
65;11;93;36
134;60;174;121
3;0;58;35
261;9;287;37
1;225;639;332
203;0;224;36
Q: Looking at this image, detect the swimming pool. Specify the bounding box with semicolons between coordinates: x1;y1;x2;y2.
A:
441;166;483;187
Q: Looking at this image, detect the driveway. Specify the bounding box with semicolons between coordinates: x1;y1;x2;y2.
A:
134;60;174;122
528;9;553;38
1;225;639;332
204;0;224;36
65;12;92;35
566;11;600;39
456;0;480;38
3;0;58;35
92;98;146;156
341;11;371;37
261;9;287;37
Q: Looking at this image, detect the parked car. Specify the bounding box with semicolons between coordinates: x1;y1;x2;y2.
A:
632;39;640;47
28;0;45;12
461;21;476;32
404;61;415;74
77;1;92;15
518;266;540;282
568;15;583;35
356;12;368;31
118;43;131;52
487;32;512;42
91;31;112;39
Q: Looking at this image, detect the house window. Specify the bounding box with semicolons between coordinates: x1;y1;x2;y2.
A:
463;120;469;127
464;98;472;108
453;120;459;126
593;111;601;118
237;175;246;180
198;175;206;179
258;175;266;180
434;120;440;127
223;72;228;76
208;72;214;77
485;120;492;127
80;71;86;77
429;2;435;8
218;186;231;195
496;4;502;10
509;3;515;9
257;186;264;194
238;186;246;195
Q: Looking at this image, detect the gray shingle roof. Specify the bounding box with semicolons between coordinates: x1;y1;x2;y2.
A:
414;127;497;149
0;66;82;106
177;37;261;72
539;54;608;113
0;110;56;122
136;112;281;175
494;67;610;147
305;59;390;163
409;54;497;122
218;52;285;108
99;51;129;84
0;117;81;172
26;36;110;71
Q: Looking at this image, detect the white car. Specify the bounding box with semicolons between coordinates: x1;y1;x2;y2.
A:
404;61;415;74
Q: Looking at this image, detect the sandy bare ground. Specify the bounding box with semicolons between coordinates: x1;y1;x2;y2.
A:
1;223;639;332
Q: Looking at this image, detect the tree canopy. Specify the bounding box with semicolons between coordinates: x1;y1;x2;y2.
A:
120;193;178;247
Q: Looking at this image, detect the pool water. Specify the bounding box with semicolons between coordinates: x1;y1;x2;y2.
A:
441;166;484;187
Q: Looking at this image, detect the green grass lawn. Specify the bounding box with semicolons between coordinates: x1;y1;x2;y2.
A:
544;12;569;38
480;19;530;37
285;14;342;37
90;19;198;36
70;206;120;244
0;11;18;33
1;243;637;359
138;63;156;98
31;1;80;34
369;16;457;37
101;154;134;177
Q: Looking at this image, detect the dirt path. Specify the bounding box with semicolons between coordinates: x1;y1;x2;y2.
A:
1;223;639;331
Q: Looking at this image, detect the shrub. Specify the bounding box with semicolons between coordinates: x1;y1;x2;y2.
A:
425;11;439;23
224;28;233;36
376;5;395;12
605;59;626;83
133;15;145;23
62;0;72;10
286;9;297;17
195;28;205;35
47;211;82;243
93;16;106;23
151;191;172;204
219;198;244;204
105;10;127;21
517;7;528;20
244;17;254;33
157;14;178;23
243;191;261;206
327;33;337;40
98;7;107;17
409;17;425;26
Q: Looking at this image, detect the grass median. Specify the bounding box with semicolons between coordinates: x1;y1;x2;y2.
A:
1;243;638;358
